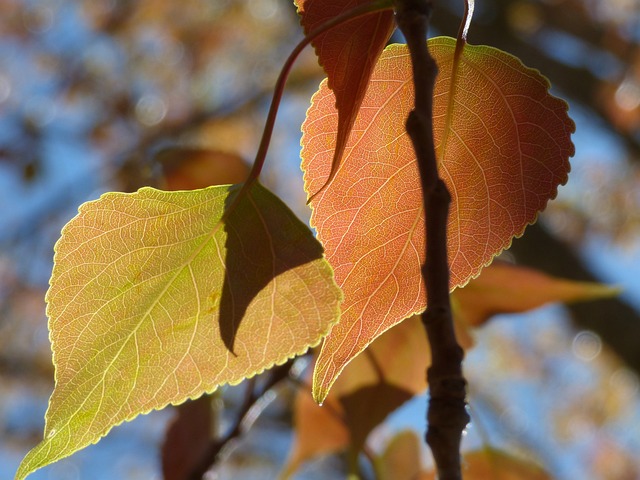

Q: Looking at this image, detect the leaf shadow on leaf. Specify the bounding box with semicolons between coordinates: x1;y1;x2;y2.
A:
219;184;326;354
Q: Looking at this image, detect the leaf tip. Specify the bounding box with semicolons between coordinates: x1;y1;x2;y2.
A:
311;372;332;405
578;282;623;301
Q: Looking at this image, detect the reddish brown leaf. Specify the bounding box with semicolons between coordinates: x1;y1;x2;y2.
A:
161;396;213;480
302;37;575;402
453;261;620;327
341;384;414;472
295;0;395;195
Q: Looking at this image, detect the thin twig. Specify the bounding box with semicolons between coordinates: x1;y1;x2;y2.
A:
394;1;470;479
225;0;394;220
187;361;294;479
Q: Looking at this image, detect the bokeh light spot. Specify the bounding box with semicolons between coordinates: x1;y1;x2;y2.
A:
610;368;639;399
248;0;280;19
22;6;55;34
135;95;167;126
615;77;640;112
572;331;602;362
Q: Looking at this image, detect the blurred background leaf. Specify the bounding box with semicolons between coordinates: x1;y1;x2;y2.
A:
1;0;639;478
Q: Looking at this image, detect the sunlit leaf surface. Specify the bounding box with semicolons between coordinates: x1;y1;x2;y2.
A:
302;37;575;402
295;0;395;194
16;183;341;479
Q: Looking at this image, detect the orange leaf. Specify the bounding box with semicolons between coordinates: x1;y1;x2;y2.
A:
295;0;395;195
401;446;552;480
280;384;349;480
281;315;429;478
423;448;553;480
302;38;575;402
453;261;620;327
379;430;432;480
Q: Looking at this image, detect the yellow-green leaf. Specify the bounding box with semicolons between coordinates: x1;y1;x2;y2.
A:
16;183;341;480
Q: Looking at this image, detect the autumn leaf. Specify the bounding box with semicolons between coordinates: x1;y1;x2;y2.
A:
279;382;348;480
382;435;552;480
281;315;429;478
302;37;575;402
161;395;213;480
453;261;620;327
423;448;552;480
378;430;431;480
295;0;395;196
16;183;341;480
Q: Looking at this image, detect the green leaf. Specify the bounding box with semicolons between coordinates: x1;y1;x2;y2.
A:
16;183;341;480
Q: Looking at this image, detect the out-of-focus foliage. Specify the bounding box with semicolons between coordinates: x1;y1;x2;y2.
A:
452;261;620;328
1;0;640;479
0;0;306;179
283;315;429;478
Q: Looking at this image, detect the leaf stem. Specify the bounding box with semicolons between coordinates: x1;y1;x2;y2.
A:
394;1;470;479
224;0;394;218
440;0;472;159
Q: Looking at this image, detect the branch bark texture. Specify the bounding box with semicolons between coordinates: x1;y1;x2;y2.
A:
394;1;470;478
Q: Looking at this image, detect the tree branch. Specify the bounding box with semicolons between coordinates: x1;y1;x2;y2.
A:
394;1;469;479
186;361;293;479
